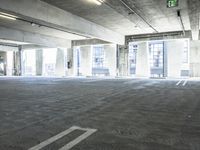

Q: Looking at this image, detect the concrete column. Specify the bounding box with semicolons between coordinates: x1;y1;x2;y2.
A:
0;51;7;76
36;49;43;76
55;48;65;77
104;44;117;76
67;48;73;76
116;45;120;76
190;40;200;77
166;40;184;78
136;42;150;77
18;46;22;76
79;46;92;76
163;42;168;77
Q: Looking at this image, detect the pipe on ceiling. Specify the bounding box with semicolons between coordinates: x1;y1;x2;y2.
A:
119;0;159;33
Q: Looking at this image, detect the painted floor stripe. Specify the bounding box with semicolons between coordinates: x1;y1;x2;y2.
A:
176;80;183;86
182;80;188;86
59;128;97;150
28;126;97;150
28;126;77;150
82;79;104;83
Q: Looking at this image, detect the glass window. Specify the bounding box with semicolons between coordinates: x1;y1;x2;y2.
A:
129;43;137;68
23;50;36;76
149;43;164;68
43;48;57;76
149;42;164;78
93;46;104;68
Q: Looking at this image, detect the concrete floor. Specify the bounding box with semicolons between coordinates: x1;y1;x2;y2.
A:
0;77;200;150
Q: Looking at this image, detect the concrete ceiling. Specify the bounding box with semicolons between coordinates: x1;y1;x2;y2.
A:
42;0;191;35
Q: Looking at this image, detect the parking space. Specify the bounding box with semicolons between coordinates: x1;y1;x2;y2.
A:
0;77;200;150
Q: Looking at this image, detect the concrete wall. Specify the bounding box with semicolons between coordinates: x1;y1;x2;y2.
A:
135;42;150;77
79;46;92;76
73;44;117;77
166;40;185;78
126;39;189;78
190;40;200;77
22;48;69;77
104;45;117;76
55;48;65;77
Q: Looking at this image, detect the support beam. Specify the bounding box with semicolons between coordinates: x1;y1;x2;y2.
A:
126;31;191;43
188;0;200;40
72;39;110;47
21;45;48;50
0;45;18;51
0;26;71;48
0;0;124;44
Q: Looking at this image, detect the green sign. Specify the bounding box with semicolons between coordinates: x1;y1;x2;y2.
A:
167;0;178;8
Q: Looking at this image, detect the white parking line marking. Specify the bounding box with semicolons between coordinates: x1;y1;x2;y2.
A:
182;80;188;86
176;80;183;86
28;126;97;150
59;128;97;150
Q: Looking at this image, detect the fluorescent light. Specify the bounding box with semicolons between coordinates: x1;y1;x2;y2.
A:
0;13;17;20
88;0;103;5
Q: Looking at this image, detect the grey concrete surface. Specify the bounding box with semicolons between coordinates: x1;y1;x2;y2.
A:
42;0;191;35
0;77;200;150
0;0;124;44
0;26;72;48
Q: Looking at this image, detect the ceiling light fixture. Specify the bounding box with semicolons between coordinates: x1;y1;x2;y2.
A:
88;0;104;5
0;12;17;20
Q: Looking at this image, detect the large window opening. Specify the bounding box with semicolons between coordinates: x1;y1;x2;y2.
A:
43;48;57;76
92;45;109;76
149;42;164;78
93;46;105;68
23;50;36;76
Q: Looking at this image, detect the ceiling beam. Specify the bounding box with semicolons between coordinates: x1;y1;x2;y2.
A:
126;31;191;43
0;0;124;45
0;26;71;48
188;0;200;40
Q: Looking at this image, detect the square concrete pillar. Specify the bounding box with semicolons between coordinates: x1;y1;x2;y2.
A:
104;44;117;76
136;42;150;77
79;46;92;76
166;40;184;78
55;48;65;77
